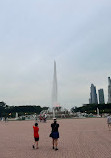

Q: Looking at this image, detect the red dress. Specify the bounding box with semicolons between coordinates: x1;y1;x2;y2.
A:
33;126;39;138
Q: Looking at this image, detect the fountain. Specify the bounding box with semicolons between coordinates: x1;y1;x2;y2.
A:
52;61;58;117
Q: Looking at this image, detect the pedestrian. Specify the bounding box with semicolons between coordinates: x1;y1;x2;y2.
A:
39;114;42;122
44;113;47;123
107;115;111;130
32;123;39;149
50;118;59;150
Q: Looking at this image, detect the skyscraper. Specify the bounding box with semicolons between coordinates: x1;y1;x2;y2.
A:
89;84;98;104
98;89;105;104
52;61;58;107
108;77;111;103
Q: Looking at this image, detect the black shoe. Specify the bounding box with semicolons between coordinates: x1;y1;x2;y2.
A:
53;146;54;149
32;145;35;149
55;148;58;151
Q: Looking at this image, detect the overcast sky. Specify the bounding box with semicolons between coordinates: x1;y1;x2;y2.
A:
0;0;111;109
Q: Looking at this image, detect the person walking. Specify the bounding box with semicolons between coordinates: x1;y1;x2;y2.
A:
50;118;59;150
32;123;39;149
107;115;111;130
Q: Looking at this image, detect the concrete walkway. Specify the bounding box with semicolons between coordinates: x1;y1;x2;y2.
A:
0;118;110;158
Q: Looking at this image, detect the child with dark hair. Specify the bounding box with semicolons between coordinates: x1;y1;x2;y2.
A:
32;123;39;149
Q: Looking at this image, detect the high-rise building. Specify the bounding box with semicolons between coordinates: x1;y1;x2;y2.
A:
108;77;111;103
89;84;98;104
98;89;105;104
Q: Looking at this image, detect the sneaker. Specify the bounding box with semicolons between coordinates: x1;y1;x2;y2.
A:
32;145;35;149
55;148;58;151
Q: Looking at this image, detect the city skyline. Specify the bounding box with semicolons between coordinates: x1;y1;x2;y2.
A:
108;77;111;103
0;0;111;109
88;77;111;105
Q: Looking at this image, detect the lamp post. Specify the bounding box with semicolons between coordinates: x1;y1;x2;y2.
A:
9;113;11;118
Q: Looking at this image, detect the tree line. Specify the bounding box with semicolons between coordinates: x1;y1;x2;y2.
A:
0;101;49;118
71;104;111;114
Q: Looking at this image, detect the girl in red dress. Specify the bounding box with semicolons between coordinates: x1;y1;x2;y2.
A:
33;123;39;149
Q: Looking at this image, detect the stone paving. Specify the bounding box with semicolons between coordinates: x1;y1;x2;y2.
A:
0;118;111;158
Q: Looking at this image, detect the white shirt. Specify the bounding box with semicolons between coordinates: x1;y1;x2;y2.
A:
107;116;111;124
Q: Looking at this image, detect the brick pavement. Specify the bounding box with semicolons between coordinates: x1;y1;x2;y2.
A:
0;118;111;158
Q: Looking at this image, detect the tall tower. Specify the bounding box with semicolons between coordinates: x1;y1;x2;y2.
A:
98;89;105;104
108;77;111;103
52;61;58;107
89;84;98;104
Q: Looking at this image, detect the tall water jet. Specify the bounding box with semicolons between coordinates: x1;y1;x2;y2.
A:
52;61;58;117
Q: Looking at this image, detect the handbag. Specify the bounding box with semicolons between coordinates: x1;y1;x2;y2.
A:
49;132;52;137
49;124;57;137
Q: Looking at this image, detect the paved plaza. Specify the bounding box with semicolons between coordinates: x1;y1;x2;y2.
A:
0;118;111;158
